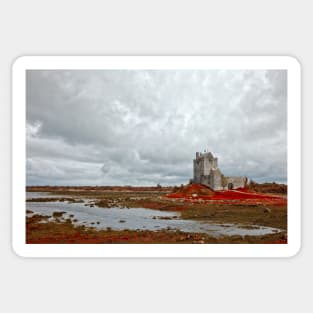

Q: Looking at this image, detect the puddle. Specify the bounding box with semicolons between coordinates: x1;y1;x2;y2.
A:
26;194;283;237
26;192;65;199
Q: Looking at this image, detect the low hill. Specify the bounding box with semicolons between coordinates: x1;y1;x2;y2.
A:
169;183;215;198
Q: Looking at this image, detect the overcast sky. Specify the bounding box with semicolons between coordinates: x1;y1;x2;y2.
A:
26;69;287;186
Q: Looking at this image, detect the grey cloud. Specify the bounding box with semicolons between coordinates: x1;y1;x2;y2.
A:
26;69;287;186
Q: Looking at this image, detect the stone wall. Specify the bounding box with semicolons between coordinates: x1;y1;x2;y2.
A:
200;174;210;186
193;159;203;183
193;152;217;183
210;168;223;190
225;176;247;189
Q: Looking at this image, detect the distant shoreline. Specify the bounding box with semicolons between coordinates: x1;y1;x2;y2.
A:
26;181;287;195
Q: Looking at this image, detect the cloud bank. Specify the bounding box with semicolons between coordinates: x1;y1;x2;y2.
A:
26;69;287;186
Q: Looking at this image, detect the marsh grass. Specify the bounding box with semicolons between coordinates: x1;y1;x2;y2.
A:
26;215;287;244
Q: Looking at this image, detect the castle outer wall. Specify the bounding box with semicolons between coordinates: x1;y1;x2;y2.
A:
224;176;248;190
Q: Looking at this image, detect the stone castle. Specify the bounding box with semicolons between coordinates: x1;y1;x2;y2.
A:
192;150;247;190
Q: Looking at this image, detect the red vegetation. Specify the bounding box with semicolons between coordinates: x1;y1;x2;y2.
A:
265;239;288;244
173;183;215;196
166;184;287;206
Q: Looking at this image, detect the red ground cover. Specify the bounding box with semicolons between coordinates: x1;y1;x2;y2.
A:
166;184;287;205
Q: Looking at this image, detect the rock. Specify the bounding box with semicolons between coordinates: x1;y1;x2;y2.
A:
52;211;66;218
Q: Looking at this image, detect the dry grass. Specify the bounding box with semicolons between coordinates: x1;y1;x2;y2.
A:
248;181;287;194
180;204;287;230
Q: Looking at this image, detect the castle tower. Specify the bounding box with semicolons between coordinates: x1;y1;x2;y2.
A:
192;149;247;190
193;150;220;187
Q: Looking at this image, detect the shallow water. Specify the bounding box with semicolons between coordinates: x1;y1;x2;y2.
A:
26;192;63;199
26;194;282;237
